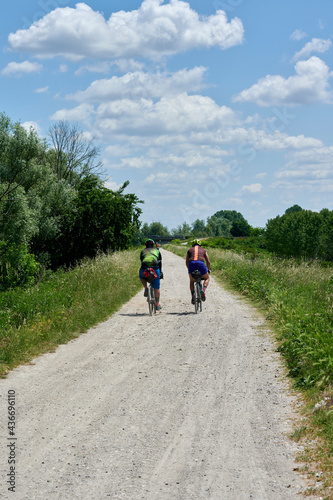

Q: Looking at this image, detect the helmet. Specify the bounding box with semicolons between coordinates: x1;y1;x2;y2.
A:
192;239;201;246
145;238;155;247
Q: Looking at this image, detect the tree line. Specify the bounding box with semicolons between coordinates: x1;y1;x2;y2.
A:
265;205;333;260
0;113;142;290
140;210;257;240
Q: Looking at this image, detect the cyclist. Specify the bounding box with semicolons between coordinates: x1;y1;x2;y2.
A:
186;239;211;304
139;239;163;310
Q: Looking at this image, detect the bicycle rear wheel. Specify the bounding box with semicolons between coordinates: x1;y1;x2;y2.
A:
147;285;156;315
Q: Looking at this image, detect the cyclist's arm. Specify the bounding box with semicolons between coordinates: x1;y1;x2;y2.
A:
204;251;211;271
158;251;162;270
185;251;190;268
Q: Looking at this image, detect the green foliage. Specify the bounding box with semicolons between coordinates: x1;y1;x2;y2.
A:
49;176;142;266
230;219;251;237
0;242;39;290
285;204;303;215
265;208;333;260
141;221;170;238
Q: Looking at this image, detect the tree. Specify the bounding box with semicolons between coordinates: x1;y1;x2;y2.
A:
50;176;142;266
191;219;207;237
230;220;251;237
285;204;303;215
48;121;103;185
171;222;191;237
141;221;170;238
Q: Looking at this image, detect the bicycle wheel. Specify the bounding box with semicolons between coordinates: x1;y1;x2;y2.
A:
194;282;199;314
147;286;153;316
199;283;203;312
151;286;156;314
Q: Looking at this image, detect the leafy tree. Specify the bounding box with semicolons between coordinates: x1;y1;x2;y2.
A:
191;219;208;237
171;222;191;237
50;176;142;266
285;204;303;215
211;210;247;224
141;221;170;238
230;219;251;237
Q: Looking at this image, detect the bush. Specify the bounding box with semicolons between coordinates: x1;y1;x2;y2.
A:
0;242;40;290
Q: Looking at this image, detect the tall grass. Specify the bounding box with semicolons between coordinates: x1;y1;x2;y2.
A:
0;249;141;376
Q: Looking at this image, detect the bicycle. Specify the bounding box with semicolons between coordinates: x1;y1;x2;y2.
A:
142;268;157;315
191;270;204;313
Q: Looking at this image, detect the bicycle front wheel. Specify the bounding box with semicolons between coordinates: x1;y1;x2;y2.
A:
194;282;200;314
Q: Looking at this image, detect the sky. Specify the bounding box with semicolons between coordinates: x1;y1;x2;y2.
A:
1;0;333;231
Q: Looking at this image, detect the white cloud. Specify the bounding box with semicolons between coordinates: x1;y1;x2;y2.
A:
51;103;95;123
22;121;42;135
35;86;48;93
233;56;333;106
292;38;331;62
70;67;207;102
8;1;244;61
76;59;145;76
1;60;42;76
290;29;307;41
242;183;263;193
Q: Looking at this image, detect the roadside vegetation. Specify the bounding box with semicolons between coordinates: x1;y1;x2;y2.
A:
0;248;141;376
167;241;333;496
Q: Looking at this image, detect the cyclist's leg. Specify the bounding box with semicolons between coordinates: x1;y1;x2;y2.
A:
152;269;161;308
202;272;210;289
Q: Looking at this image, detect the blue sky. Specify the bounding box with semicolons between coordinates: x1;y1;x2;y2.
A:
1;0;333;231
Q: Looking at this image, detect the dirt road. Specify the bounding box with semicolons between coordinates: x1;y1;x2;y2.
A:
0;250;315;499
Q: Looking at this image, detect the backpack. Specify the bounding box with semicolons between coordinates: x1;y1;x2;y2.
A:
143;267;158;283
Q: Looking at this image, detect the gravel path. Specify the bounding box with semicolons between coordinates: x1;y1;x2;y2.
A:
0;250;315;499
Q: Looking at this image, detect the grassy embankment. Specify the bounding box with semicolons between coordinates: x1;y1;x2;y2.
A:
167;242;333;497
0;249;141;377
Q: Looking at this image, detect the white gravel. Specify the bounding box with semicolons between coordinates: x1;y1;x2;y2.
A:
0;250;317;499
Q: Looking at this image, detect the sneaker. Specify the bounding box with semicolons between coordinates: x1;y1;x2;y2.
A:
201;288;206;301
156;305;162;311
144;288;148;297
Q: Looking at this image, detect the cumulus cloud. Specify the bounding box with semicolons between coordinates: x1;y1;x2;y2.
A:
51;103;95;123
292;37;331;62
69;67;207;102
233;56;333;106
8;1;244;61
1;60;42;76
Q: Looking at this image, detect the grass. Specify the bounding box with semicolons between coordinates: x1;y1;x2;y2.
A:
0;248;141;376
166;243;333;497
